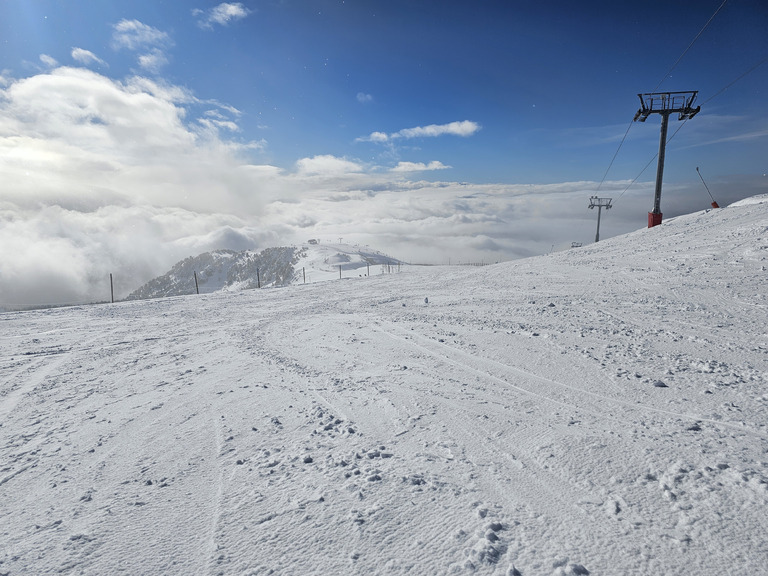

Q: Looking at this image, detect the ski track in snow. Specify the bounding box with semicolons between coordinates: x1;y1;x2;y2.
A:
2;199;768;575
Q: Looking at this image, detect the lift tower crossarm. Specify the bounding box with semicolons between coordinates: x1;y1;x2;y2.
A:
633;91;700;122
633;91;700;228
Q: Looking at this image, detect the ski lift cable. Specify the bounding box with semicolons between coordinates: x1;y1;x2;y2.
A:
616;154;657;201
701;55;768;105
615;120;689;201
596;119;634;192
652;0;729;93
594;0;728;195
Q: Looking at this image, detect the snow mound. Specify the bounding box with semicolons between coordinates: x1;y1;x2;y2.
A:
729;193;768;207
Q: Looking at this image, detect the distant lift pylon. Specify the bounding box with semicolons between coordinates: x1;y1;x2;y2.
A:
588;196;612;243
633;91;700;228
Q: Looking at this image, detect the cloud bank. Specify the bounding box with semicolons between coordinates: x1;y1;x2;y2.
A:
1;67;752;308
391;161;451;172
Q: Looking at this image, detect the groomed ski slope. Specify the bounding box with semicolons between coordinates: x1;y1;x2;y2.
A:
1;197;767;576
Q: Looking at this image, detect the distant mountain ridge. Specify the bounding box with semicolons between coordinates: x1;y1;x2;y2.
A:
127;246;302;300
127;242;403;300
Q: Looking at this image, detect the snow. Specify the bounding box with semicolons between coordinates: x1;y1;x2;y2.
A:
2;197;767;575
293;241;404;284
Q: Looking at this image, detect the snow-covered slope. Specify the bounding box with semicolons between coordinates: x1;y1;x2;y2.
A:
127;242;404;300
1;197;767;575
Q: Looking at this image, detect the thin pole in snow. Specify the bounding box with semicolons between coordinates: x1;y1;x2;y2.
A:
194;271;199;294
696;166;719;208
257;268;261;288
110;273;114;303
303;267;306;284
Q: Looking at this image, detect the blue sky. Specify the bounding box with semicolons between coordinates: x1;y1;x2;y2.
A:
1;0;766;305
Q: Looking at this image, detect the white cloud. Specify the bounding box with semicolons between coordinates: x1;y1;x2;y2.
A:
391;161;451;172
366;131;389;143
703;129;768;144
72;48;108;68
357;120;481;142
295;155;364;176
204;101;243;117
198;114;240;133
111;19;171;74
137;49;169;74
194;3;251;28
397;120;481;139
39;54;58;68
357;92;373;103
111;19;171;51
677;114;768;147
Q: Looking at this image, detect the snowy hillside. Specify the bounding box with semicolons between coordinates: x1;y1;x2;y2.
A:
1;197;767;575
127;242;405;300
294;241;404;284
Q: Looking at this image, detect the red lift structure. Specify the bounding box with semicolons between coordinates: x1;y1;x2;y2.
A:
633;91;700;228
